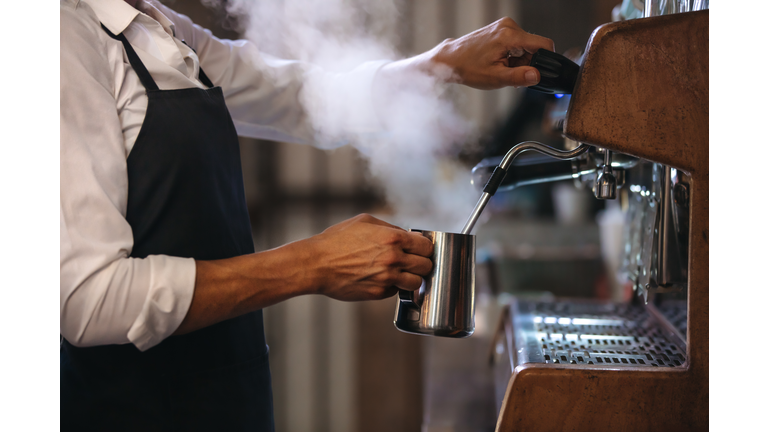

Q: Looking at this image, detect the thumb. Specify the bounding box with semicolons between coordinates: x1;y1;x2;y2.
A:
500;66;540;88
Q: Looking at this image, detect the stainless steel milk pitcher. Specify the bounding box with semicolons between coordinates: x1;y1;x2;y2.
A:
394;230;476;337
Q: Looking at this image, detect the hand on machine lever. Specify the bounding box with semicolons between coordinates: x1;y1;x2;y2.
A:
410;17;555;89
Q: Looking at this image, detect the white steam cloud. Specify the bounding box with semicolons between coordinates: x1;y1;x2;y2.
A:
205;0;482;233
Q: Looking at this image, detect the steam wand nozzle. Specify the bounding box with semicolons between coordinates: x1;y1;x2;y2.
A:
594;149;617;200
460;142;590;235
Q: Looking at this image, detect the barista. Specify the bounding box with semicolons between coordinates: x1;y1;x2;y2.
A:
60;0;554;430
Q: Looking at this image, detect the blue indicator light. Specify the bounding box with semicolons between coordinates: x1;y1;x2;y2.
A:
555;94;564;99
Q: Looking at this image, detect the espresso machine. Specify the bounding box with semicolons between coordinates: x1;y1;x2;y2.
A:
395;8;708;432
486;10;708;431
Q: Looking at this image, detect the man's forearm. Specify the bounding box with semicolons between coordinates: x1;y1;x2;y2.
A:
172;214;433;336
173;240;318;335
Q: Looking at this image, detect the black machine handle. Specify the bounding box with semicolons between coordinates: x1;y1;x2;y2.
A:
527;49;580;95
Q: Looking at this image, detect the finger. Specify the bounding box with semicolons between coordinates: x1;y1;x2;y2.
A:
381;286;399;298
505;46;524;58
518;33;555;54
507;52;534;68
395;272;425;291
401;254;433;276
497;65;541;88
400;232;434;257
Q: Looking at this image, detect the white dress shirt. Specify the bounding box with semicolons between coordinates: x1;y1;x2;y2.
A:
60;0;389;351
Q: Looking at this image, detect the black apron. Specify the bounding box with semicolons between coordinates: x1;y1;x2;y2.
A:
60;27;274;431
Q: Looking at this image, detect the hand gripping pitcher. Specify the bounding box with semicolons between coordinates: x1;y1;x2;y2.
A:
394;230;476;338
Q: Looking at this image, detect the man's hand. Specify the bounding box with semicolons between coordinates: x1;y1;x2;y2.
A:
432;17;554;89
383;17;554;90
305;214;434;301
174;214;432;335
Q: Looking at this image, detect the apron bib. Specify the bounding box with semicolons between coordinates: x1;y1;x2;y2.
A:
60;26;274;432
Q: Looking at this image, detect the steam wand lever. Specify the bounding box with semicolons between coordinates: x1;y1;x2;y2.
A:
460;142;589;234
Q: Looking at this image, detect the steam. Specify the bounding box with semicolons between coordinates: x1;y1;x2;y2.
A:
205;0;482;233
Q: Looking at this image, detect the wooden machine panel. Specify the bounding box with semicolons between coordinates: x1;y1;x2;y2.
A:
495;10;708;431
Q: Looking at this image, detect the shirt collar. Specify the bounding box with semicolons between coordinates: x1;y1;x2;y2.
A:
82;0;140;35
141;1;176;37
83;0;175;37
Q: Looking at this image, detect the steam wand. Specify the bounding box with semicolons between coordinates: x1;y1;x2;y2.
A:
460;141;590;234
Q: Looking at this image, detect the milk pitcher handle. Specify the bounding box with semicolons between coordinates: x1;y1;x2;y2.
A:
398;277;425;307
399;229;430;308
398;289;417;306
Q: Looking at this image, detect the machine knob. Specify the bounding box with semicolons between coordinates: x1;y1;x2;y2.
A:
528;49;580;95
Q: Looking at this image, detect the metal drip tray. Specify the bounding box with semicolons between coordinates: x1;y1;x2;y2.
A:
656;300;688;337
511;300;686;368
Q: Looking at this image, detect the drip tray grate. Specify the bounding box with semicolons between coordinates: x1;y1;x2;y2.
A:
515;301;686;368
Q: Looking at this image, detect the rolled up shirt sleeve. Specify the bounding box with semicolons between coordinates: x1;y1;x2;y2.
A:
60;2;195;351
61;0;393;352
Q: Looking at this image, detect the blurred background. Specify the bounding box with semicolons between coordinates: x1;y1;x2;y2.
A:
160;1;619;430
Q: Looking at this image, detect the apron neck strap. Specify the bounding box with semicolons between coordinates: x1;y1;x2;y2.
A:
101;24;159;91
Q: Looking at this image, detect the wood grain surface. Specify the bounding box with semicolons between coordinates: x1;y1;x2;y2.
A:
496;10;709;432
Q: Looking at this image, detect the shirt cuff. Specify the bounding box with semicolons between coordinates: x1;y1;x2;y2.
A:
126;255;196;351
